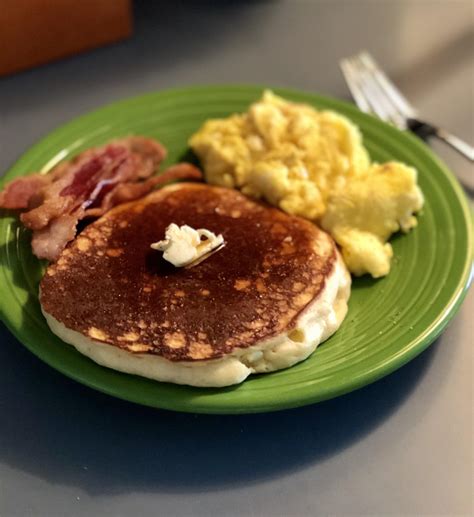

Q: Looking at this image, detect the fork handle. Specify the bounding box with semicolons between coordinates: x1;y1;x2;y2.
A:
435;128;474;162
408;119;474;162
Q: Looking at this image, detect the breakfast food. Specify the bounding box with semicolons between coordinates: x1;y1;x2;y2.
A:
190;91;424;277
320;163;421;276
151;223;225;267
0;136;202;261
40;183;351;387
0;89;428;390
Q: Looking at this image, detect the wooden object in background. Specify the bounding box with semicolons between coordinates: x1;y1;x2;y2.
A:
0;0;132;77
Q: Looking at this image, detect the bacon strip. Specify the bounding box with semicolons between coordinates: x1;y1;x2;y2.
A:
20;144;131;231
31;215;78;264
0;136;203;261
83;163;203;216
0;175;50;209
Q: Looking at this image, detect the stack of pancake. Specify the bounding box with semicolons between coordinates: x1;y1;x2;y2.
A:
40;183;351;387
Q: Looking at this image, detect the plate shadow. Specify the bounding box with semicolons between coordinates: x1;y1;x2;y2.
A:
0;322;439;495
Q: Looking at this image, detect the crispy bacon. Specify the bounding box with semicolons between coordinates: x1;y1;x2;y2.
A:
83;163;203;216
20;144;131;230
0;136;203;261
0;174;50;209
31;215;78;263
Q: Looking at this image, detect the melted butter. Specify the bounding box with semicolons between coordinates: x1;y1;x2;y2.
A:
151;223;224;267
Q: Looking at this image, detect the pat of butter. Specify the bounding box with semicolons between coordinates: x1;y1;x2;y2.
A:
151;224;224;267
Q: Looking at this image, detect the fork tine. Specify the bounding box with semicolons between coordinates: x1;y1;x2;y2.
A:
359;51;417;119
349;55;395;123
340;58;373;114
350;54;407;129
342;53;407;128
341;51;474;163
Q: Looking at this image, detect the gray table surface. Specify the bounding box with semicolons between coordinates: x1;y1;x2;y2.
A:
0;1;472;516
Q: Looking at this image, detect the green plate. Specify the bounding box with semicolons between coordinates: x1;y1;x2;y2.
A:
0;85;472;414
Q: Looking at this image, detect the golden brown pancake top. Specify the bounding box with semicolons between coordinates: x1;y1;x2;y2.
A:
40;184;337;361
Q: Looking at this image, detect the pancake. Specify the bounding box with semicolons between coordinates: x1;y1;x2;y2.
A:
40;183;351;387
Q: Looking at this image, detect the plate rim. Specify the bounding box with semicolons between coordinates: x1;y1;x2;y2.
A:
0;84;472;414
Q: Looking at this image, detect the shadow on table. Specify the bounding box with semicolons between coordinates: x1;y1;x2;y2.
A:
0;324;440;495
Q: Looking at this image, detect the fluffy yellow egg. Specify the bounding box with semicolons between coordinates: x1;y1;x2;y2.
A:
189;91;424;278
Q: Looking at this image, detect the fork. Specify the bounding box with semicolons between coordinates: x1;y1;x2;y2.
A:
340;51;474;162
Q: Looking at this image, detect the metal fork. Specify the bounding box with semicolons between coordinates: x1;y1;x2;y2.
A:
340;51;474;162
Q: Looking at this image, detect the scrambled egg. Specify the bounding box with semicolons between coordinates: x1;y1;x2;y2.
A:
189;91;423;277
